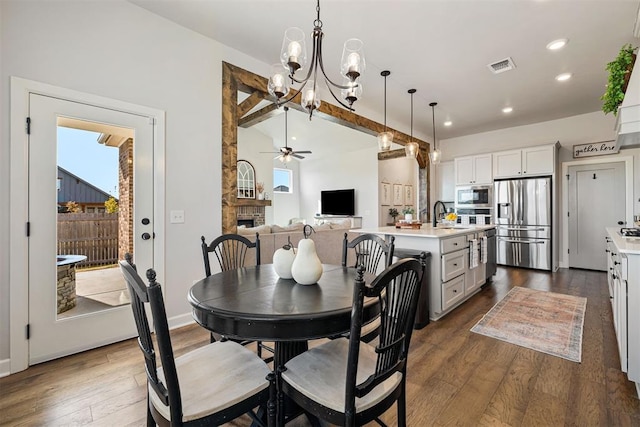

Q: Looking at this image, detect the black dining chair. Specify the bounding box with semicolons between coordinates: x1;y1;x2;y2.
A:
201;233;272;360
119;254;275;427
280;258;424;427
342;233;395;342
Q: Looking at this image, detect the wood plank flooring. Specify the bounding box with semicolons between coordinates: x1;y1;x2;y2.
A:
2;266;639;426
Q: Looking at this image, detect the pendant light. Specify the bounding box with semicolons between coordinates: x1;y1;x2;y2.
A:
428;102;441;164
405;89;419;158
377;70;393;151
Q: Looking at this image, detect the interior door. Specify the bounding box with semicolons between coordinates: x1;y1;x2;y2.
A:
28;94;154;364
568;162;625;271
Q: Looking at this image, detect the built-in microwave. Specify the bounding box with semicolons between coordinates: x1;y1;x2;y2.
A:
455;185;493;209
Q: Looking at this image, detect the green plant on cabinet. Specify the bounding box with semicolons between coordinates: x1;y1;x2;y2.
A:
601;43;638;116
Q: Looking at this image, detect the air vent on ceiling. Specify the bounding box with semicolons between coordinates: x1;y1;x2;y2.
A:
487;57;517;74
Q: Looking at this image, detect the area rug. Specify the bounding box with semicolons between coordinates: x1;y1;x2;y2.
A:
471;287;586;362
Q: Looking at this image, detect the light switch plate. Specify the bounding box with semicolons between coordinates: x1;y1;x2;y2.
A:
170;210;185;224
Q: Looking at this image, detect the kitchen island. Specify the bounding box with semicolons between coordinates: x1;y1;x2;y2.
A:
605;228;640;396
353;225;496;320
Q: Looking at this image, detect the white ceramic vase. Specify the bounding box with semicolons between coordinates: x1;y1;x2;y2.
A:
405;213;413;222
273;245;296;279
291;239;323;285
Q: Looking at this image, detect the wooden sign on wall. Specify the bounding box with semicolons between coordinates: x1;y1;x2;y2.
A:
573;140;619;158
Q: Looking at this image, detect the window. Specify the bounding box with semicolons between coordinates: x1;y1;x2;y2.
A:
274;168;292;193
237;160;255;199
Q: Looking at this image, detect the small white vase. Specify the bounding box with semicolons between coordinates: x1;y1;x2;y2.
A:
273;245;296;279
291;239;323;285
405;213;413;222
257;192;264;200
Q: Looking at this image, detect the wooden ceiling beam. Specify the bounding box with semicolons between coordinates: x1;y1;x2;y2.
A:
238;103;282;128
237;91;266;119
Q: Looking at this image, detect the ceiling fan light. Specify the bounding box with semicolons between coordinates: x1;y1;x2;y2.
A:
377;131;393;151
281;27;306;75
405;142;419;158
341;39;365;81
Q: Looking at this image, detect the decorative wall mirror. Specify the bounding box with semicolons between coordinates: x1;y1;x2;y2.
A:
237;160;255;199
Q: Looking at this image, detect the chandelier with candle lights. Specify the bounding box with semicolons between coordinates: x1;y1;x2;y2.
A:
267;0;365;120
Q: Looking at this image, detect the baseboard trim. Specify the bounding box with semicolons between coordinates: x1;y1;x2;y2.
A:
0;358;11;378
168;313;195;330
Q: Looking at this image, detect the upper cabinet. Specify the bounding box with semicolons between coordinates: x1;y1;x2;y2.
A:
493;145;555;179
436;161;455;202
454;154;492;185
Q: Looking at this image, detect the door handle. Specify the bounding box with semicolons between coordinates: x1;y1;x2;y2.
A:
618;221;625;225
500;238;545;244
142;232;152;240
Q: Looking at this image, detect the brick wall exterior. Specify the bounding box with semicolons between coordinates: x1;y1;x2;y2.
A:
118;138;134;261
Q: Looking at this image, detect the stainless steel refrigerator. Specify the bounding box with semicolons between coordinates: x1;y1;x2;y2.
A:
494;177;552;270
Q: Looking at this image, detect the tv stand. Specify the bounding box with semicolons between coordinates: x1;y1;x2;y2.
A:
313;215;362;229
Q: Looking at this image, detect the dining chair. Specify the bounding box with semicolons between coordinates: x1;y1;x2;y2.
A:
201;233;261;277
342;233;395;342
119;254;275;427
280;258;424;427
200;233;272;360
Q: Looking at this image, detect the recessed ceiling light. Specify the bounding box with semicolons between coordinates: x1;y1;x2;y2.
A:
502;107;513;114
546;38;568;50
555;72;572;81
444;121;452;126
291;136;297;140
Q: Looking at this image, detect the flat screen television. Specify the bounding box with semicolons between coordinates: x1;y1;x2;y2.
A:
320;189;355;216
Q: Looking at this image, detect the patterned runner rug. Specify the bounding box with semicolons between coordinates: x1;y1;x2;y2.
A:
471;287;586;362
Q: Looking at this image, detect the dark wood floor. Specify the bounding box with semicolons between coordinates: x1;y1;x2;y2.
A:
2;267;639;426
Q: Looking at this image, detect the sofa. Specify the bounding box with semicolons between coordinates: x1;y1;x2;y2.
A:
237;220;360;266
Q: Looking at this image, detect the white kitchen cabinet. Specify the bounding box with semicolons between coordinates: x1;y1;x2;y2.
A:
436;161;455;202
454;154;492;185
493;144;556;178
606;228;640;393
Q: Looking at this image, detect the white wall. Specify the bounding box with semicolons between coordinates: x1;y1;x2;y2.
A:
0;0;271;362
378;157;419;224
238;127;275;224
298;145;380;228
273;160;301;226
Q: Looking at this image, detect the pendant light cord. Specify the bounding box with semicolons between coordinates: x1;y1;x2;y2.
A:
430;101;438;152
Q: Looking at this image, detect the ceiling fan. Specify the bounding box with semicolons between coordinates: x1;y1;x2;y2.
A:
261;106;312;162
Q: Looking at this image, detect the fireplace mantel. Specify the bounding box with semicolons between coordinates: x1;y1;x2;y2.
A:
236;199;272;207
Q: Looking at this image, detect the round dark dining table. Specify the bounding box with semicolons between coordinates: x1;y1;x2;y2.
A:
188;263;379;365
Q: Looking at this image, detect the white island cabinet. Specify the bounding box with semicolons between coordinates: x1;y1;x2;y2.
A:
353;225;495;320
606;228;640;396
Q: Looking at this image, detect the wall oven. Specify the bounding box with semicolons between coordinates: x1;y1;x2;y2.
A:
455;185;492;209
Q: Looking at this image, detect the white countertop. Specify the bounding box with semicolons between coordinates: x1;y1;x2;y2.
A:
607;227;640;255
352;224;496;239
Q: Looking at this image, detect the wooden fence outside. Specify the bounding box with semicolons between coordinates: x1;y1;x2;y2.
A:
57;213;119;268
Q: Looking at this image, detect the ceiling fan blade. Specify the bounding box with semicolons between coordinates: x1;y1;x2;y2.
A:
291;153;305;159
260;151;280;154
293;150;312;154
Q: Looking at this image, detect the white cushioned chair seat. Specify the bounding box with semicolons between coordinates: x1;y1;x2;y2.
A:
282;338;402;414
150;340;270;422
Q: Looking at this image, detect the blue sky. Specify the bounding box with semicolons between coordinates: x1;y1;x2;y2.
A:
57;127;119;197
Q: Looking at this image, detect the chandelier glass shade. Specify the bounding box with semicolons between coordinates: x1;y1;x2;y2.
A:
428;102;441;164
405;89;419;158
377;70;393;151
268;0;365;119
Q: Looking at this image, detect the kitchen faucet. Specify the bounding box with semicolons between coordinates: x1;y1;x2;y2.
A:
433;200;447;227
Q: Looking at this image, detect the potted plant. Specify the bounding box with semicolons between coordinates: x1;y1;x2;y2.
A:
402;206;415;222
388;207;399;224
601;43;638;116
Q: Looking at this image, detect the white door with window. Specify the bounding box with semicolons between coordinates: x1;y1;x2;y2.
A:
568;161;625;271
28;94;155;364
